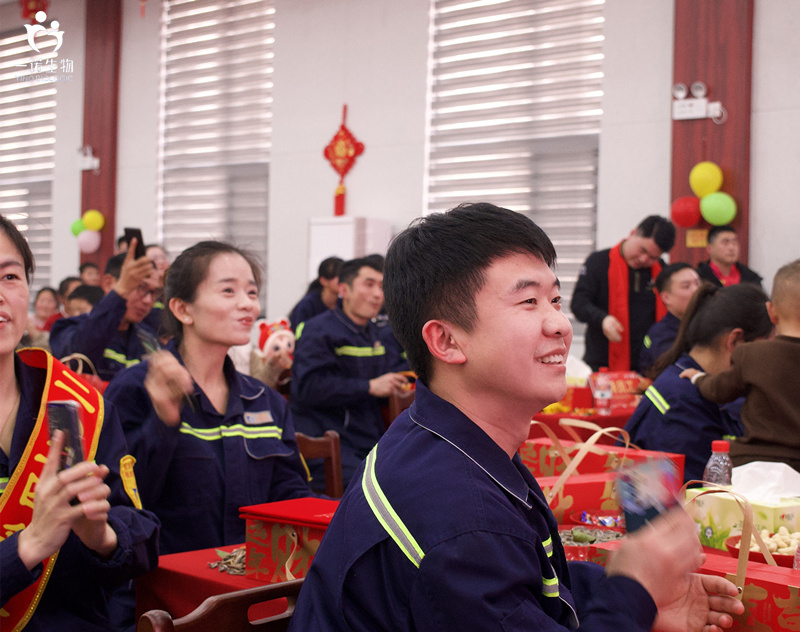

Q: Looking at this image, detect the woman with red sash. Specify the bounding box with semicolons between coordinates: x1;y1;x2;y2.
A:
0;215;159;631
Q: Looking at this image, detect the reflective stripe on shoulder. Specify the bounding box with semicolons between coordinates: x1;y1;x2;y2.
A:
295;322;305;339
645;385;670;415
179;422;283;442
643;335;652;349
103;349;141;368
361;445;425;568
335;345;386;358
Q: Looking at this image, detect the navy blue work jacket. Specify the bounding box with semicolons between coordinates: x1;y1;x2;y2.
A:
638;311;680;374
104;342;314;554
49;290;154;380
623;353;745;482
289;382;656;631
289;290;327;331
0;354;160;631
290;308;390;485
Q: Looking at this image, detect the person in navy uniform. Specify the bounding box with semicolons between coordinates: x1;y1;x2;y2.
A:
288;203;744;632
638;263;701;376
50;246;159;380
105;241;315;555
290;257;410;487
0;215;159;631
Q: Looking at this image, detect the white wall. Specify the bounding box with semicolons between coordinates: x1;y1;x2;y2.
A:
24;0;799;307
268;0;429;320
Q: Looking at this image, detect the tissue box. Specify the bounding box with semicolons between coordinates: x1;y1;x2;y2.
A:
685;488;800;550
537;472;619;524
519;438;685;480
240;498;339;582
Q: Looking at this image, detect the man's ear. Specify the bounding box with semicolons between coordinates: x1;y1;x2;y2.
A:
766;301;779;326
169;297;192;326
421;320;466;366
101;274;116;294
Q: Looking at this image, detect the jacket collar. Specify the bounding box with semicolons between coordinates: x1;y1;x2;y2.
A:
409;381;533;507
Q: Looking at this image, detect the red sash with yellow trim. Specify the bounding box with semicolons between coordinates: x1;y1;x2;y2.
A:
0;349;104;631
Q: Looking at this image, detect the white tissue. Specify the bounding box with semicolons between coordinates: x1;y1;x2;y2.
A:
731;461;800;503
565;355;593;387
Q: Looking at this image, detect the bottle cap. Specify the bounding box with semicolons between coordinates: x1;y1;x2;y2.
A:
711;440;730;452
599;367;608;373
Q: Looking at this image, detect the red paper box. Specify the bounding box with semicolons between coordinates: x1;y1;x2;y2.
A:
519;438;685;481
240;498;339;582
698;552;800;631
537;472;619;524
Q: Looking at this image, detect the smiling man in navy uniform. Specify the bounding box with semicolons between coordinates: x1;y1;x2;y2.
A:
289;203;744;632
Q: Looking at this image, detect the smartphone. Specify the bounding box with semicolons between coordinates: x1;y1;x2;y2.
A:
617;458;681;532
47;401;84;470
123;227;146;259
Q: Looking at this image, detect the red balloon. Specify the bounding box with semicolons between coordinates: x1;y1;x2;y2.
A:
671;196;701;228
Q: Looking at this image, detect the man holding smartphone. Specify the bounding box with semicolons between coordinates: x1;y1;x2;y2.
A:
50;238;158;381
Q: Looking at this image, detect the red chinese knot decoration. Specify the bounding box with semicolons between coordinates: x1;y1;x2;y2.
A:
20;0;49;23
323;105;364;216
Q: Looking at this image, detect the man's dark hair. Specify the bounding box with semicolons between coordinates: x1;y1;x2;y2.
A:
117;234;127;248
384;202;557;386
635;215;676;253
0;214;34;283
363;254;385;274
339;257;383;287
654;262;694;294
707;225;736;244
104;253;127;279
57;275;81;298
67;284;104;306
79;261;99;274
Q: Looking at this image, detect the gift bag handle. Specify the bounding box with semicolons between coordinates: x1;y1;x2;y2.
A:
528;420;572;468
60;352;99;377
545;426;630;503
682;481;776;600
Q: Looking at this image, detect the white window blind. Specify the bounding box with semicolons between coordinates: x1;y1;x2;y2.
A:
159;0;273;307
427;0;605;338
0;25;57;294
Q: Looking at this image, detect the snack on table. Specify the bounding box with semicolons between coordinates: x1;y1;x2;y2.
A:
559;526;624;546
738;526;800;556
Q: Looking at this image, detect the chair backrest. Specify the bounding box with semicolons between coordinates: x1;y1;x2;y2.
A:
137;578;304;632
295;430;344;498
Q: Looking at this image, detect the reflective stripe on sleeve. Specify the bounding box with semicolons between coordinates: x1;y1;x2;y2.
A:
335;345;386;358
103;349;141;368
542;535;553;557
178;423;283;441
644;385;670;415
542;573;560;597
362;445;425;568
643;335;652;349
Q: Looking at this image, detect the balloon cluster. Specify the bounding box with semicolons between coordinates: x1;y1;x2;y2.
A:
670;161;737;228
71;210;105;253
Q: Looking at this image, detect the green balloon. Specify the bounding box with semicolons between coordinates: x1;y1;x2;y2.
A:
700;192;737;226
70;219;85;236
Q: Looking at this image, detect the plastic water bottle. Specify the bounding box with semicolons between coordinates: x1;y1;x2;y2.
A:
703;440;733;486
594;367;613;416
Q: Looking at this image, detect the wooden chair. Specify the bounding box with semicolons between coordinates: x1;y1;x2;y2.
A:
295;430;344;498
137;578;303;632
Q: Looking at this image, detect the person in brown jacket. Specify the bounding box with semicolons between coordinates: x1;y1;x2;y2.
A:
681;259;800;471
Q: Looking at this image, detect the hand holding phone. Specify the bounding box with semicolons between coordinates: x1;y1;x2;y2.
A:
123;227;146;259
47;401;84;471
617;458;681;533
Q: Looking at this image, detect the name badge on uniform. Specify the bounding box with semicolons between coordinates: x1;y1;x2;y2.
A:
244;411;273;425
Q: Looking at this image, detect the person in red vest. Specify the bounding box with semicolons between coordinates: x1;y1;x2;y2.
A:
571;215;675;372
0;215;159;631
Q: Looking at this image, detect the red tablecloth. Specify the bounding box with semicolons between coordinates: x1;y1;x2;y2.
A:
136;544;284;621
530;408;636;444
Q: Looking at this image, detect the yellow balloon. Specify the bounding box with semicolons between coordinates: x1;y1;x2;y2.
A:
689;162;723;198
81;209;105;232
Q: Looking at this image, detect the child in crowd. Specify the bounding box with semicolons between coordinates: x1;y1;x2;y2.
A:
65;283;105;316
681;260;800;471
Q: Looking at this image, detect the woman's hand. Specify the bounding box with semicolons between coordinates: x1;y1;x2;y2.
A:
144;350;194;427
17;431;116;569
